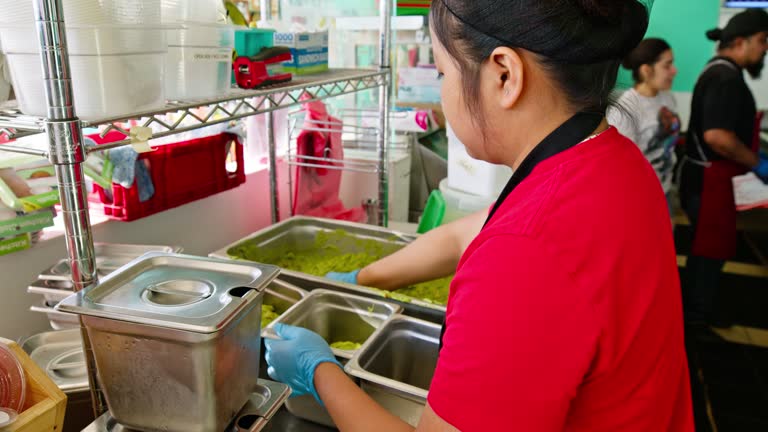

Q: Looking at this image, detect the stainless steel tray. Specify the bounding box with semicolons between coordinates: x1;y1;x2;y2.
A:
345;314;440;426
81;379;291;432
39;243;183;281
21;328;88;393
265;289;402;359
209;216;446;312
28;278;74;303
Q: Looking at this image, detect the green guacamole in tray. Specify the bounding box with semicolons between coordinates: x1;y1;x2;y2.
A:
228;229;452;305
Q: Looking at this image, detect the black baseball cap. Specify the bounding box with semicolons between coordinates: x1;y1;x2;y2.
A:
707;9;768;43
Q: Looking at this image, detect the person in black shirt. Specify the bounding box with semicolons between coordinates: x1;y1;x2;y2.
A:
680;9;768;326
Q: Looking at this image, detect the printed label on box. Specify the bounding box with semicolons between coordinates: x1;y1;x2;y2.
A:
0;210;54;237
0;233;31;256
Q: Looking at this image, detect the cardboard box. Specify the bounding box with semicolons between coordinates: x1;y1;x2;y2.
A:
0;233;32;256
0;210;55;238
0;163;59;213
273;31;329;75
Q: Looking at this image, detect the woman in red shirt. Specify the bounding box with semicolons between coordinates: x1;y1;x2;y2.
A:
265;0;694;430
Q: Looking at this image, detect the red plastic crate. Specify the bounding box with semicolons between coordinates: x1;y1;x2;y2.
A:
92;132;245;221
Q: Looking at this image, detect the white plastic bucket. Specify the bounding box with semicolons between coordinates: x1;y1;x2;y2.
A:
0;0;161;25
165;24;234;101
447;124;512;197
439;178;496;223
7;52;165;119
161;0;225;23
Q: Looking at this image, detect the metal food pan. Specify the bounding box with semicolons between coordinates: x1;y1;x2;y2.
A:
345;315;440;426
209;216;446;312
265;289;402;359
30;300;80;330
39;242;183;281
27;278;75;303
81;379;290;432
263;279;308;318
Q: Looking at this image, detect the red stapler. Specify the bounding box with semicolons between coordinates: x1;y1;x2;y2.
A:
233;46;293;89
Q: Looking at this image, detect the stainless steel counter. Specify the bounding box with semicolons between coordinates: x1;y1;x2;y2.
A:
264;408;337;432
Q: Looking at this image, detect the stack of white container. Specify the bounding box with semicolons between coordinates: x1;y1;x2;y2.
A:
161;0;234;101
0;0;166;119
441;124;513;222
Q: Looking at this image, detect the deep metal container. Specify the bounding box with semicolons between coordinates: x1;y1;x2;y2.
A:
266;289;402;359
57;252;279;432
81;379;291;432
209;216;447;312
345;315;441;426
39;243;183;281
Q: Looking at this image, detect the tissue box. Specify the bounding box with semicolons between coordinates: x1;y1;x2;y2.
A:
0;233;32;256
273;31;329;75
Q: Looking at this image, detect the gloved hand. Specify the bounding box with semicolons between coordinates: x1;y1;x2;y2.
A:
325;269;360;284
754;152;768;183
264;323;342;404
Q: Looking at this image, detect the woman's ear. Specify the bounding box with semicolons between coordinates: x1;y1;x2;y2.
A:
639;63;654;82
488;47;524;109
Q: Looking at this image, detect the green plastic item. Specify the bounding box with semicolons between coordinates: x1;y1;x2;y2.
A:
235;28;276;58
417;189;446;234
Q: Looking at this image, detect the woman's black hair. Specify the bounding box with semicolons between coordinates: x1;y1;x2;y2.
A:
431;0;650;125
622;38;672;83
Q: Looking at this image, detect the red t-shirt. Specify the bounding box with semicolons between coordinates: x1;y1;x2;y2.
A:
428;128;693;431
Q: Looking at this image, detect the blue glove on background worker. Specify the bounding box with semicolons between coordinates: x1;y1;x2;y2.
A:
754;151;768;183
325;269;360;284
264;323;342;404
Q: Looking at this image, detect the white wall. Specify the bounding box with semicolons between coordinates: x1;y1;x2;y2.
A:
0;164;291;342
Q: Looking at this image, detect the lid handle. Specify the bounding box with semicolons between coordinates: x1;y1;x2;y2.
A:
229;286;258;299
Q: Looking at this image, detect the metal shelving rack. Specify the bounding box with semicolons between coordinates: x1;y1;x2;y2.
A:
0;0;393;419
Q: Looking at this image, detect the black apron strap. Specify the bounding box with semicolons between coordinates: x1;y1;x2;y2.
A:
439;111;605;351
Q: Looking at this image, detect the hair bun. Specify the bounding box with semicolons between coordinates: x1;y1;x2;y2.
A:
574;0;625;19
706;28;723;41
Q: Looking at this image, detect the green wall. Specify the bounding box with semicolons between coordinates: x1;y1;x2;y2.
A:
617;0;722;92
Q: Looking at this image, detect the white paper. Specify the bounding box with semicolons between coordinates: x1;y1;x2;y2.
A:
733;172;768;211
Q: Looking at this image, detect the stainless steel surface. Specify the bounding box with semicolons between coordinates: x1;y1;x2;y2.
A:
33;0;104;416
266;289;401;359
38;243;182;281
58;253;279;432
378;0;392;227
58;252;279;332
21;329;88;393
81;380;290;432
266;101;279;224
209;216;446;313
345;315;440;426
28;279;75;303
283;395;336;428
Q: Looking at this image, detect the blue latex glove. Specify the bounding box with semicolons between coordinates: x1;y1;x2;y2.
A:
264;323;343;404
754;153;768;183
324;269;360;284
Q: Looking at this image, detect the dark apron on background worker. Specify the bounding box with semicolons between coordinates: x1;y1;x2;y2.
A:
684;60;762;260
439;112;604;349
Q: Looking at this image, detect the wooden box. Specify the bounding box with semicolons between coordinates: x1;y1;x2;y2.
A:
0;337;67;432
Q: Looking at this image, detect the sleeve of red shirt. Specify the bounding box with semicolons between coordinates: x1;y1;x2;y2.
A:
428;234;601;431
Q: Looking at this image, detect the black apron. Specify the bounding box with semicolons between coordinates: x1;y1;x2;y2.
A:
439;112;605;350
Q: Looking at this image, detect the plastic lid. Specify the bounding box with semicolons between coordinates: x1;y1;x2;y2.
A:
0;407;19;427
0;343;26;413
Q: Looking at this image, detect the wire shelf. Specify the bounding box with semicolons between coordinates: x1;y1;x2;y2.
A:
0;69;389;156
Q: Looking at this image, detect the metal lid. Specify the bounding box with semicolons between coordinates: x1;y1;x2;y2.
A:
21;329;88;393
39;243;183;281
57;252;279;334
